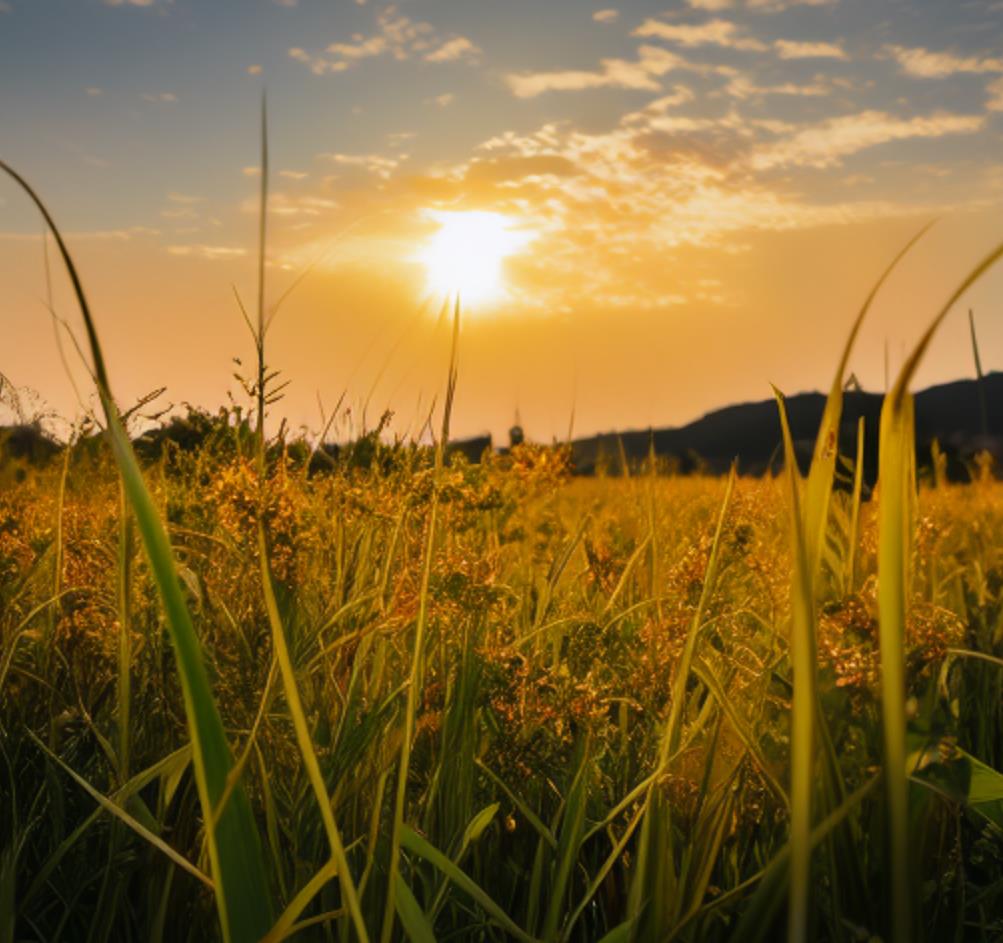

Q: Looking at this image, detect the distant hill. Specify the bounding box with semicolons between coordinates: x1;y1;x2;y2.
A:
2;373;1000;482
566;372;1003;481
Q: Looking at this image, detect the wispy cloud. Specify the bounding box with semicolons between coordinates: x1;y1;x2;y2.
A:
593;9;619;23
725;74;830;98
686;0;836;11
506;45;702;98
321;151;406;179
774;39;847;60
240;192;338;218
0;226;159;242
746;0;836;10
749;110;984;170
883;44;1003;78
634;18;766;51
424;36;480;63
428;92;455;107
988;76;1003;110
0;3;12;13
290;5;480;74
142;92;177;103
84;86;103;96
104;0;157;6
167;244;247;261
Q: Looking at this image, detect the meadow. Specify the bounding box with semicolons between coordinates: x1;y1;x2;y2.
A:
5;154;1003;943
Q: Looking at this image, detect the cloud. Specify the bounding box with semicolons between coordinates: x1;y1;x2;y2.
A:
424;36;481;63
247;64;263;75
167;193;203;204
725;75;829;98
280;170;309;180
633;18;766;51
240;193;339;218
883;44;1003;78
774;39;847;60
290;5;480;75
273;0;297;6
103;0;157;6
167;244;247;261
593;9;619;22
326;35;387;61
84;86;103;96
321;152;406;179
390;106;938;311
746;0;836;10
749;110;984;170
621;85;695;122
142;92;177;103
0;3;12;12
296;77;990;320
506;45;698;98
989;76;1003;110
645;0;837;8
428;92;455;107
0;226;159;242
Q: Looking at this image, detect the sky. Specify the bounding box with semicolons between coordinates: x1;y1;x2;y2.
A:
2;0;1003;443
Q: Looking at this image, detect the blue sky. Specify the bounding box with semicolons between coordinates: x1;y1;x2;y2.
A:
3;0;1003;440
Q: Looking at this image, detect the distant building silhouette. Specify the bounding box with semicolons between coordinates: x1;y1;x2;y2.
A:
509;409;524;448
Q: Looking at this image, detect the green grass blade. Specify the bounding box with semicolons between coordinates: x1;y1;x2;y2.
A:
877;235;1003;943
773;387;816;943
0;159;274;943
845;416;865;594
803;221;934;583
382;299;461;943
256;522;369;942
28;732;212;891
394;874;438;943
542;742;589;941
627;467;737;936
400;825;538;943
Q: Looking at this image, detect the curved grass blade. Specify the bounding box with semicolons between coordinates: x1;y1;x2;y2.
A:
400;825;538;943
803;220;935;580
381;299;461;943
878;235;1003;943
773;387;816;943
394;873;438;943
627;467;737;938
0;159;274;942
28;732;211;891
256;521;370;943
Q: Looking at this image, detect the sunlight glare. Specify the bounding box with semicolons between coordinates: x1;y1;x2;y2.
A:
417;209;534;308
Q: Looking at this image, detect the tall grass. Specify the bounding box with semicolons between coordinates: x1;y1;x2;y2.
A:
877;237;1003;943
0;160;274;942
6;150;1003;943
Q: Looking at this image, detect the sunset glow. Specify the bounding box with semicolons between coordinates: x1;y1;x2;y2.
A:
1;0;1003;443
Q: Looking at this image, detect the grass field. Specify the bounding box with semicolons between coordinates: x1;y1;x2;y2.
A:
5;411;1003;942
5;159;1003;942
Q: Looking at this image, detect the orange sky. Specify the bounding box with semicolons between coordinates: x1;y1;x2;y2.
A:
3;0;1003;443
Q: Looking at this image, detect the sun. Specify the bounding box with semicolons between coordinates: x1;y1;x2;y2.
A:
417;209;534;308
